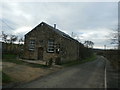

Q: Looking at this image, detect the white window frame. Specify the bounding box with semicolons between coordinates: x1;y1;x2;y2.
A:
29;40;35;51
47;39;54;52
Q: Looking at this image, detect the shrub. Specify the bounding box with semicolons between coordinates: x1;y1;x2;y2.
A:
55;57;61;65
46;58;53;67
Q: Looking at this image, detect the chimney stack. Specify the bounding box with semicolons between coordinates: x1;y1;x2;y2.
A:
54;24;56;29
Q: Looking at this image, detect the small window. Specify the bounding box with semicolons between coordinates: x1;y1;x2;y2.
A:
29;40;35;51
47;39;54;52
56;48;60;54
55;44;60;54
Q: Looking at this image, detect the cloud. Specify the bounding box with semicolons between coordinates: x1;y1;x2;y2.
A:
13;26;32;35
0;2;118;49
75;28;112;48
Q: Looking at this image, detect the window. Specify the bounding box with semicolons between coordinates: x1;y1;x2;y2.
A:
56;48;60;54
29;40;35;51
47;39;54;52
55;44;60;54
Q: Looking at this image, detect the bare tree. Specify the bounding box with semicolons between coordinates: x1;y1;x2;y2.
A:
18;37;24;45
9;35;18;44
2;31;8;43
118;27;120;49
84;40;94;48
110;28;120;50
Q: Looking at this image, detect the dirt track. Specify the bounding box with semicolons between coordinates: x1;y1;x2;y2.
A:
3;62;61;83
17;56;106;88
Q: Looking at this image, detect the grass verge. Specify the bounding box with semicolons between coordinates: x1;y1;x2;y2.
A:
2;53;48;68
2;53;24;64
2;54;17;60
2;72;12;83
62;54;96;67
3;59;48;68
26;63;48;68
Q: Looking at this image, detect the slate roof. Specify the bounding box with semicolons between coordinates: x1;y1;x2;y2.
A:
25;22;79;42
41;22;78;42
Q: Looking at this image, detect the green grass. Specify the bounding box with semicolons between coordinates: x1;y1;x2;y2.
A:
2;53;24;64
2;53;48;68
3;58;25;65
2;54;17;60
62;55;96;67
26;63;48;68
2;72;12;83
3;53;96;68
3;58;48;68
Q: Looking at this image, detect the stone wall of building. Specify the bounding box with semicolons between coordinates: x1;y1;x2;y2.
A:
60;37;79;63
24;22;81;63
24;23;62;61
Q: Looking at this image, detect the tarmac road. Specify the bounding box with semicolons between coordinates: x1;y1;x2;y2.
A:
16;56;106;88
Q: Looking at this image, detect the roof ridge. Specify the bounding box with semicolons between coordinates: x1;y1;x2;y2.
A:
40;22;78;42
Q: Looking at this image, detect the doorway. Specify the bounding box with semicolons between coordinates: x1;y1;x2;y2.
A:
38;47;44;60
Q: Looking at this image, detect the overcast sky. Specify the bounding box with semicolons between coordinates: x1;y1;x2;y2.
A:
0;2;118;49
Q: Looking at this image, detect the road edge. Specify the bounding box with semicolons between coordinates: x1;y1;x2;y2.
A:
105;61;107;89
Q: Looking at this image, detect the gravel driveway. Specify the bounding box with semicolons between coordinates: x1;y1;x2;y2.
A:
16;56;106;88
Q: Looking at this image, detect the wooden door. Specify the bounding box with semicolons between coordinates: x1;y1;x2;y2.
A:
38;47;43;60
